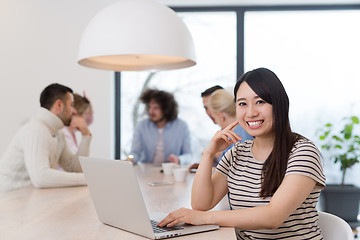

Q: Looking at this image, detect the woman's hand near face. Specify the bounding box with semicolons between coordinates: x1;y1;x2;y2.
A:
70;115;91;136
205;121;241;155
190;123;237;212
157;208;210;228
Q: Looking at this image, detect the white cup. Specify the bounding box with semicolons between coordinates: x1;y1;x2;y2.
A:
173;168;188;182
162;163;177;176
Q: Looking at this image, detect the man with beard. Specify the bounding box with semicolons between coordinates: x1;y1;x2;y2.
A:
130;89;191;165
0;83;92;194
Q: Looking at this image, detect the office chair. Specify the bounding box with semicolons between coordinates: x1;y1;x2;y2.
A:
318;211;354;240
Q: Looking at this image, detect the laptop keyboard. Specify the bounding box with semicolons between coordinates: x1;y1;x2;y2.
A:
151;220;184;233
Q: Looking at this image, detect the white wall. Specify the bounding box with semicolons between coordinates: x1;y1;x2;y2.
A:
0;0;120;159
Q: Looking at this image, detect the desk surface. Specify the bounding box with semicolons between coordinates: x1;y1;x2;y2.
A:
0;164;236;239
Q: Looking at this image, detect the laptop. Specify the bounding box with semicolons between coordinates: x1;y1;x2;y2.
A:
79;157;219;239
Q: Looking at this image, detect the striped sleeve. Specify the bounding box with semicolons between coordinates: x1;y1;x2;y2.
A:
215;144;234;177
216;141;251;177
285;139;326;189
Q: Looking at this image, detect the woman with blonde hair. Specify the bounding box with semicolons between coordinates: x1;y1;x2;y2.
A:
189;89;253;170
62;93;93;153
209;89;253;162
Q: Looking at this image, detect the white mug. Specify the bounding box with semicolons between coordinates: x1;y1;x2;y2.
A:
173;168;188;182
162;162;177;175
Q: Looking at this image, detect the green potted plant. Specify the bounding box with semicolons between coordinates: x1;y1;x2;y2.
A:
317;116;360;226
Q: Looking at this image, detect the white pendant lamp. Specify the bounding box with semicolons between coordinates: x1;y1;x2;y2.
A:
78;0;196;71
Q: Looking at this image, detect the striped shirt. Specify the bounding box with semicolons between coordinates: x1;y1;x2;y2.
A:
216;138;326;240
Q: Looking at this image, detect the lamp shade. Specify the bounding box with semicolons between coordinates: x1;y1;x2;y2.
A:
78;0;196;71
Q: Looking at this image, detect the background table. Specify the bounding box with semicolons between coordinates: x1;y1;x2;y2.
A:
0;163;236;239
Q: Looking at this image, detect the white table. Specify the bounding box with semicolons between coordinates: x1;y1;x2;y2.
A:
0;163;236;239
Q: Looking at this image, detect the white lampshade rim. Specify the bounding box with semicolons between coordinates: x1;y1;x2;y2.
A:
78;55;196;71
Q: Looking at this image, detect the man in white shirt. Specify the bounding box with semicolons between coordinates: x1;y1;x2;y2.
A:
0;83;91;194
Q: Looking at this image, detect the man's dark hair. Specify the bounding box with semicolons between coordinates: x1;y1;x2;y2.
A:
140;89;178;122
201;85;223;97
40;83;73;110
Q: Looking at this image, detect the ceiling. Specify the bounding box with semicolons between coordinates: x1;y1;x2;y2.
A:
157;0;360;7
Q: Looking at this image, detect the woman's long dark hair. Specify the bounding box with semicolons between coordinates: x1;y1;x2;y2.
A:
234;68;301;198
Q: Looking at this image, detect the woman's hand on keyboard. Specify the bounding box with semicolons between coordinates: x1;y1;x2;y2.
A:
157;208;210;228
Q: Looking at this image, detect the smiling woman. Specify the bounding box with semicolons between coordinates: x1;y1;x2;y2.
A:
157;68;326;240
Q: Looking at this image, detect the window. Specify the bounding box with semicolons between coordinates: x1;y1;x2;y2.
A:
115;4;360;185
244;10;360;183
120;11;237;161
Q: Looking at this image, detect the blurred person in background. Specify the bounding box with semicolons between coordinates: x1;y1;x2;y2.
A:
208;89;253;163
130;89;192;165
201;85;224;124
62;93;93;153
189;87;253;170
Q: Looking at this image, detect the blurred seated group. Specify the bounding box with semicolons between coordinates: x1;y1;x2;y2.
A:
1;82;247;194
128;85;253;167
0;82;253;194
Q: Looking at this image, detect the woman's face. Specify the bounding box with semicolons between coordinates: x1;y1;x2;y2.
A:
235;82;273;139
83;104;94;126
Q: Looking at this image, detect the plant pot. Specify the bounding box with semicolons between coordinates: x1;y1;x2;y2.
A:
320;184;360;222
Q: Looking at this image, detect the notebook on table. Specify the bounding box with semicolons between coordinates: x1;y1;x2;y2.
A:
79;157;219;239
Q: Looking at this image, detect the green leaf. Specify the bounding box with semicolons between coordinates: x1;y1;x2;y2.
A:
321;145;330;150
334;144;342;149
344;124;353;139
348;145;355;152
325;131;329;138
351;116;359;124
332;135;343;142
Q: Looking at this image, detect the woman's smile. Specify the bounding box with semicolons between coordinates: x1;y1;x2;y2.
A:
247;120;264;129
